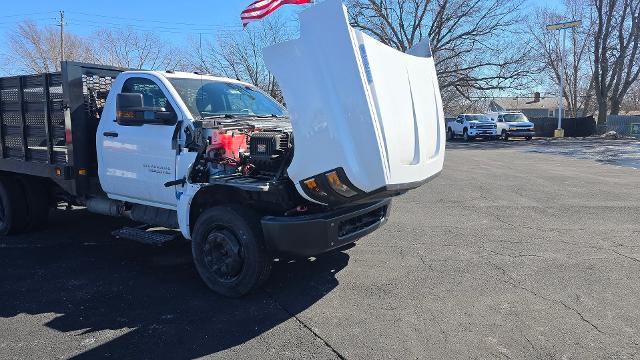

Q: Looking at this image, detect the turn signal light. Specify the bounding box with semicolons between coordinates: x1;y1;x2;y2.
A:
117;111;135;119
304;178;327;197
325;171;357;197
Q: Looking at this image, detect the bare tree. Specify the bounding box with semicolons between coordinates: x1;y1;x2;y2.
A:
528;0;595;117
347;0;535;101
620;79;640;113
187;16;294;101
3;20;187;74
593;0;640;123
91;28;186;70
6;20;96;73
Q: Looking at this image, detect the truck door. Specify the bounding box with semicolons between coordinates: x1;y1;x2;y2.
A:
455;115;464;134
496;115;506;135
99;76;179;209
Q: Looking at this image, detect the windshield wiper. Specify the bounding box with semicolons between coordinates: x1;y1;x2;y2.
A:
253;114;289;119
200;114;237;120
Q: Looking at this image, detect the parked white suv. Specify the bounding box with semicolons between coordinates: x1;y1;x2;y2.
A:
487;112;535;140
447;114;498;141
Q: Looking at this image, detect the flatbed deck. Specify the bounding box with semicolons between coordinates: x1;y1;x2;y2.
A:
0;62;126;197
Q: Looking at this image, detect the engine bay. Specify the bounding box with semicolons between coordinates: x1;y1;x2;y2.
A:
188;117;294;185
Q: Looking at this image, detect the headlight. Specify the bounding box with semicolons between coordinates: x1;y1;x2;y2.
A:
470;123;477;129
302;168;361;203
303;178;328;197
325;171;358;197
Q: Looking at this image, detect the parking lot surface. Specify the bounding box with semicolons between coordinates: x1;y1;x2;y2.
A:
1;140;639;359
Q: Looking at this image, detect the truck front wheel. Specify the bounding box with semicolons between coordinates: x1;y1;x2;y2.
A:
192;205;272;297
463;129;473;142
0;177;29;235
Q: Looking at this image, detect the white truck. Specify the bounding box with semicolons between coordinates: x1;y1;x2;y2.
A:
446;114;498;141
0;0;445;296
487;112;536;140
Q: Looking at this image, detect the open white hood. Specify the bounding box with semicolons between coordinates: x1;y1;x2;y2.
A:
263;0;445;205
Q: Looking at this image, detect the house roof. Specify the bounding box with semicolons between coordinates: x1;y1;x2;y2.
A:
490;97;564;112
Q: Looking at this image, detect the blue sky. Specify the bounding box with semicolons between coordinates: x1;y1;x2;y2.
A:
0;0;558;74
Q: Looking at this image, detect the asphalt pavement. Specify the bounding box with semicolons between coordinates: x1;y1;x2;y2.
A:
1;139;639;359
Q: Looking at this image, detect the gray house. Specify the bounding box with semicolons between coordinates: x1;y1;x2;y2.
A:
489;93;567;119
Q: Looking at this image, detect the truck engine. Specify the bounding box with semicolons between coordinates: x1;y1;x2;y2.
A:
188;118;294;186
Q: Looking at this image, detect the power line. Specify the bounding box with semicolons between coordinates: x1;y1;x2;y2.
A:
65;10;245;29
0;11;57;19
64;21;241;36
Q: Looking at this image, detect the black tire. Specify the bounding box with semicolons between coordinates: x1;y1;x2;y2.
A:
0;177;29;236
463;129;473;142
502;131;509;141
191;205;272;297
447;128;454;141
18;176;50;232
526;136;533;141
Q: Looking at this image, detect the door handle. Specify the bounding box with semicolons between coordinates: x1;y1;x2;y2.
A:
103;131;119;138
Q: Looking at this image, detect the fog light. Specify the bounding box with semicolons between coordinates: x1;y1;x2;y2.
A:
325;171;357;197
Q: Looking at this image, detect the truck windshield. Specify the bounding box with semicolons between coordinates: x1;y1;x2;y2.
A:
503;114;528;122
168;78;287;119
467;115;492;122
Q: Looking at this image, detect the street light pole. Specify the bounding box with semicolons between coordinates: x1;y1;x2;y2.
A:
558;28;565;131
546;20;581;138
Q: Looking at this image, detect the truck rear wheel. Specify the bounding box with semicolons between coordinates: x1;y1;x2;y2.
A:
0;177;29;235
192;205;272;297
18;176;50;231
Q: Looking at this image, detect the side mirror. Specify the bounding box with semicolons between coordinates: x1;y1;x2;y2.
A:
116;93;177;126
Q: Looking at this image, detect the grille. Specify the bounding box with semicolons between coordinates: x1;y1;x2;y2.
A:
338;206;386;238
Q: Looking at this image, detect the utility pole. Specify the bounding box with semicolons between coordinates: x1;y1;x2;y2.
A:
546;20;581;138
59;11;65;64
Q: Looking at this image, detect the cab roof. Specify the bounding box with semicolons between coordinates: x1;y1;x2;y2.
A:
122;70;254;88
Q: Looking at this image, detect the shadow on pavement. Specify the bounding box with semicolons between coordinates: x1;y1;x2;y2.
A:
0;208;349;358
445;138;537;150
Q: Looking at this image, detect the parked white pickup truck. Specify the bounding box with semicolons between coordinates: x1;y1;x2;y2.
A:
0;0;445;297
447;114;498;141
487;112;536;140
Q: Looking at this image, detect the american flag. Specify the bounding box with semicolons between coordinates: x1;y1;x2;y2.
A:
241;0;312;27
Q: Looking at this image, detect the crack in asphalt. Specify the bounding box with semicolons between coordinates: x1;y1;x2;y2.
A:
486;261;606;335
481;247;544;259
263;289;346;360
610;249;640;264
559;240;640;266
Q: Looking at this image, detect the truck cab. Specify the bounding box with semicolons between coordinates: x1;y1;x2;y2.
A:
447;114;498;141
488;112;535;140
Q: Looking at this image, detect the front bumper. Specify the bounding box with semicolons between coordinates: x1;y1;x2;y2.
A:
468;128;498;137
506;130;535;138
261;199;391;257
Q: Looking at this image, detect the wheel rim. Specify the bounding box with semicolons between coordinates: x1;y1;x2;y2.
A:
202;229;244;282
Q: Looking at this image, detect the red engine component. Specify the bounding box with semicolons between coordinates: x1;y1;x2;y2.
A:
208;130;248;161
